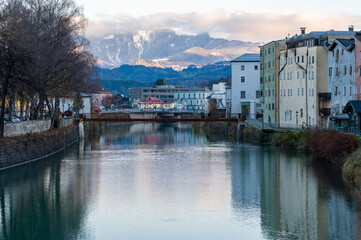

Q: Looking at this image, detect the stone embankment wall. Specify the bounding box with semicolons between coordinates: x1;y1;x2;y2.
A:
0;125;78;170
4;118;74;137
4;120;51;137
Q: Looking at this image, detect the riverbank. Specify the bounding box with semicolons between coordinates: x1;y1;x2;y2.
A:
0;125;79;170
241;125;361;193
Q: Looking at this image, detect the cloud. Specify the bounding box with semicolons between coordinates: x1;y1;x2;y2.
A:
85;11;361;42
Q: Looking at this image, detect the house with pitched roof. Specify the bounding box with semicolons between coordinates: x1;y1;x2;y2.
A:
137;97;175;110
230;53;261;119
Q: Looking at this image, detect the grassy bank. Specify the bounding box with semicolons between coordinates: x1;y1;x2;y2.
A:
268;128;361;191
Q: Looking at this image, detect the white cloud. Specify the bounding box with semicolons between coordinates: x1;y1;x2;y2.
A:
85;11;361;42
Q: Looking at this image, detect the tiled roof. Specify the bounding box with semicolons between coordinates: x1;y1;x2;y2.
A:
327;39;355;51
348;101;361;113
287;30;358;45
231;53;260;62
139;97;165;104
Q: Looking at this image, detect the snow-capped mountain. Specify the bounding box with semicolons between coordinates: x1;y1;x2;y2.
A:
90;29;260;69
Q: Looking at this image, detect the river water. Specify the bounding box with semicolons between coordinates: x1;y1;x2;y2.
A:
0;123;360;240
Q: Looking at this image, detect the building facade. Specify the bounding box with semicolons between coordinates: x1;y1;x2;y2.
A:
279;28;356;127
231;54;261;119
260;40;286;124
173;90;209;111
326;39;355;123
355;33;361;100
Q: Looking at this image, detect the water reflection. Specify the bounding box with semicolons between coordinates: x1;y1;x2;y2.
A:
0;123;360;240
0;145;99;240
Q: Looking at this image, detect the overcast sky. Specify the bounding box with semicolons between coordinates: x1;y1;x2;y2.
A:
75;0;361;42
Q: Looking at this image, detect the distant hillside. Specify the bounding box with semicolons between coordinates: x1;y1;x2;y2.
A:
97;62;231;95
90;29;259;69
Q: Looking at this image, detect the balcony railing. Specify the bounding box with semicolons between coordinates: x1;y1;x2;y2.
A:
319;108;331;116
318;92;331;100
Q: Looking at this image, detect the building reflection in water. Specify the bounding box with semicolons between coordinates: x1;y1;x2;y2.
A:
0;144;99;240
231;146;361;240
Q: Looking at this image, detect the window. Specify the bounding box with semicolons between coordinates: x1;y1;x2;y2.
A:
260;77;263;84
280;89;283;96
289;110;292;121
268;89;271;96
241;76;245;82
341;49;344;55
272;89;275;96
283;73;286;80
344;66;347;75
268;62;271;68
272;103;274;110
312;56;315;64
350;86;352;96
335;86;338;96
312;88;314;96
297;56;300;63
254;65;258;70
336;67;339;76
302;88;304;96
350;66;352;75
298;88;300;96
256;90;261;98
285;111;287;121
344;86;346;96
297;71;300;79
269;104;271;110
303;71;305;79
302;55;304;63
300;109;303;118
284;89;286;96
290;72;292;80
241;65;245;70
359;67;361;77
329;67;333;77
336;49;339;60
272;75;275;82
272;60;275;67
240;91;246;99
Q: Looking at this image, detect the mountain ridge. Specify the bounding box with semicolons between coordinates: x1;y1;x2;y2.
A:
90;30;259;69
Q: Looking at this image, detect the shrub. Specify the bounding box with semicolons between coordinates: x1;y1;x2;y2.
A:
305;130;360;166
343;147;361;190
270;130;302;148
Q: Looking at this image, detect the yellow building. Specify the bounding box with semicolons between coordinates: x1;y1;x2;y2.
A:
279;28;356;127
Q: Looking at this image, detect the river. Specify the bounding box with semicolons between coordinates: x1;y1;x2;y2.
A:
0;123;360;240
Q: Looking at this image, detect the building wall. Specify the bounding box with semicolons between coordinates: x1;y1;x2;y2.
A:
355;37;361;100
174;91;207;111
327;43;355;117
212;82;227;109
279;46;328;127
231;61;261;118
129;87;204;104
260;40;286;124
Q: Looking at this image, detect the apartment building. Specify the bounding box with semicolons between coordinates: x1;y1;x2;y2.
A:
231;54;261;119
279;27;356;127
326;39;355;124
355;32;361;100
173;90;209;111
260;40;286;124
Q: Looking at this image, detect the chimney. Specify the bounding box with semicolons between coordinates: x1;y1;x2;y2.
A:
349;25;354;31
300;27;306;34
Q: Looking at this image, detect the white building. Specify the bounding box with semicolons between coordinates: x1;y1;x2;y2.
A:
173;90;209;111
209;82;227;110
231;54;261;119
59;93;92;118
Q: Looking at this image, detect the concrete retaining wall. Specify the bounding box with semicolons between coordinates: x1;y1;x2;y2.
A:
4;120;52;137
0;125;79;170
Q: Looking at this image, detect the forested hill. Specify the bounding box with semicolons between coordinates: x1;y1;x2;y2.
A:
97;62;231;95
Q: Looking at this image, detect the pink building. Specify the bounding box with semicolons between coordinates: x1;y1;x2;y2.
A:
355;33;361;100
91;87;112;107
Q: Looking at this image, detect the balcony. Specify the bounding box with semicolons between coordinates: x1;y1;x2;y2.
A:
318;92;331;100
319;108;331;116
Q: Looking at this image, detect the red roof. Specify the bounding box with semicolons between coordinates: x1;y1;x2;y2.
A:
139;97;165;104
